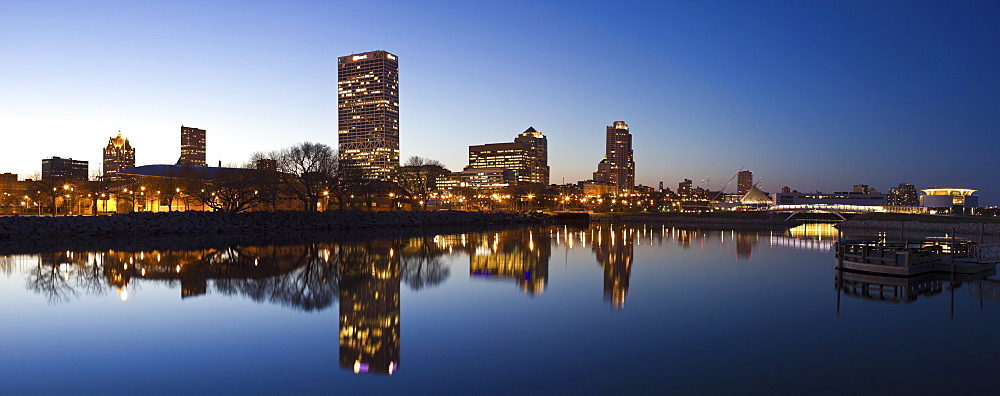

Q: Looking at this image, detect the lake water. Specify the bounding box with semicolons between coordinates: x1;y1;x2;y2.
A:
2;223;999;394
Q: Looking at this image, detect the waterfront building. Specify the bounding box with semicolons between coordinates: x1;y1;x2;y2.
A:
772;191;887;207
178;126;206;167
338;50;399;182
920;188;978;215
0;172;17;189
593;121;634;192
852;184;879;194
678;179;693;198
737;170;753;195
41;156;88;181
103;131;135;181
467;127;549;185
581;180;617;196
740;186;771;205
450;168;515;190
887;183;919;206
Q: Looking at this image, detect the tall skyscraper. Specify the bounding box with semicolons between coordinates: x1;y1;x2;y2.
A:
103;131;135;181
737;170;753;195
338;50;399;181
593;121;635;192
466;127;549;185
41;156;88;181
178;126;206;167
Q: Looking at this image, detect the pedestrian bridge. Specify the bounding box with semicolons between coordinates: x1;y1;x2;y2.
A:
768;204;882;221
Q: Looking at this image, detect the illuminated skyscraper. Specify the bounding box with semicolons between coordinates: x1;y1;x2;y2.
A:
178;126;206;167
338;50;399;181
103;131;135;181
737;170;753;195
467;127;549;185
593;121;634;192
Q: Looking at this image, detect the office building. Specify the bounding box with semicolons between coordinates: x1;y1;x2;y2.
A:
178;126;206;167
887;183;919;206
103;131;135;181
853;184;879;195
41;157;88;181
737;170;753;195
678;179;693;198
467;127;549;185
439;168;515;191
338;50;399;181
593;121;635;192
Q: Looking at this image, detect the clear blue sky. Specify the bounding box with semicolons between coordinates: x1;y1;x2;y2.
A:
1;1;998;201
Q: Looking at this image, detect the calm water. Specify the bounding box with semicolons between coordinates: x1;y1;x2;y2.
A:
2;223;1000;394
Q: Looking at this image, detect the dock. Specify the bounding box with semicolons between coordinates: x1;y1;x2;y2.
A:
835;239;1000;276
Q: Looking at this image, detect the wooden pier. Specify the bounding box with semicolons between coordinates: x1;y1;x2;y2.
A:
835;239;999;276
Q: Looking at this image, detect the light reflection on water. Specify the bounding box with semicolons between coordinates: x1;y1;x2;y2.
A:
2;223;1000;393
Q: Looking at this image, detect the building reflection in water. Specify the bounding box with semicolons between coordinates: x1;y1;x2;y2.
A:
735;233;759;259
338;241;401;375
770;223;838;251
3;223;867;374
467;229;550;295
591;225;633;310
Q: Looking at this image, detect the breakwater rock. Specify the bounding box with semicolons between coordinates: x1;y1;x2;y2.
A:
601;214;798;229
0;210;551;240
838;219;1000;234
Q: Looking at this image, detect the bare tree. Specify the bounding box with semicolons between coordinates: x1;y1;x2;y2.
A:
185;167;275;213
27;174;73;216
396;156;449;210
267;142;337;211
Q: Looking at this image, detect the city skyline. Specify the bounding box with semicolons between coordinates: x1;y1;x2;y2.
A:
2;2;998;201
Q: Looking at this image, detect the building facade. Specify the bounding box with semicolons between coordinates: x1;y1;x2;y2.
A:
178;126;206;167
103;131;135;181
772;192;887;207
887;183;919;206
920;188;978;214
41;157;88;181
338;50;399;182
466;127;549;186
737;170;753;195
593;121;634;192
852;184;879;194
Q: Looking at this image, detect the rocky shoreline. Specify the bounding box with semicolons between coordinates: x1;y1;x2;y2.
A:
837;219;1000;234
0;210;551;240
